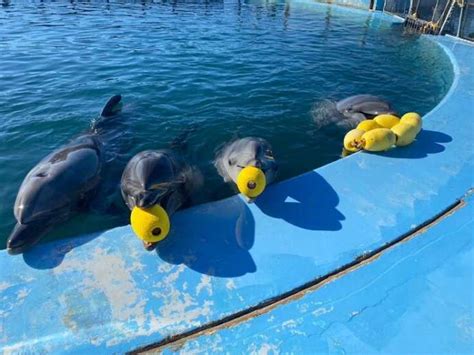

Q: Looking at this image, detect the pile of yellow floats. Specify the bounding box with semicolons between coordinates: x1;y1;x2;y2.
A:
343;112;423;153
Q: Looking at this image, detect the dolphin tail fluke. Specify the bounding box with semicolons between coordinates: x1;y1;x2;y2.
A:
100;94;122;118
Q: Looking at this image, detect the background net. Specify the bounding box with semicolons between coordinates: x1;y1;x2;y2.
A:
382;0;473;40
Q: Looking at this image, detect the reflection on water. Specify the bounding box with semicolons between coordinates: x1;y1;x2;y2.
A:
0;0;453;247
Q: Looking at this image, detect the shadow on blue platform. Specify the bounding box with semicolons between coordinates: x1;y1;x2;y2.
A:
157;197;256;277
22;232;101;269
255;171;345;231
382;129;452;159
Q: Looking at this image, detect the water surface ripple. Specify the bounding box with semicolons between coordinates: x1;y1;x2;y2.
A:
0;0;453;246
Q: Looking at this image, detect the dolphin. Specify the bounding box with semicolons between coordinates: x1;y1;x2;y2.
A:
215;137;278;202
313;94;395;130
121;149;198;251
336;94;394;119
7;95;122;254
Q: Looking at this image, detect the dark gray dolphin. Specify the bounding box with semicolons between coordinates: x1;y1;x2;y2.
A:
121;149;198;250
313;94;395;130
336;94;393;119
215;137;278;201
7;95;122;254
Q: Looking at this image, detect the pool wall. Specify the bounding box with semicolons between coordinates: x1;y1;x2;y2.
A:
166;191;474;353
315;0;373;10
1;12;473;355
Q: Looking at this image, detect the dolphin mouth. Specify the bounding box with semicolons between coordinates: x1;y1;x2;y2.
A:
7;244;26;255
132;188;170;209
134;192;162;208
7;222;50;255
361;110;398;119
143;241;158;251
244;196;256;204
6;235;31;255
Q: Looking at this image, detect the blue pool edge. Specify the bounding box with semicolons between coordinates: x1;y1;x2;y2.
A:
1;11;473;354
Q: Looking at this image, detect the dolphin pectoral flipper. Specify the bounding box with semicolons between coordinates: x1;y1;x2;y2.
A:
100;94;122;118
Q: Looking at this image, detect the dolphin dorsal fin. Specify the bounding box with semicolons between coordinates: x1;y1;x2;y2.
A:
100;94;122;117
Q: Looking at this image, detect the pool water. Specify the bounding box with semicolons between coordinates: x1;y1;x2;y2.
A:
0;0;453;248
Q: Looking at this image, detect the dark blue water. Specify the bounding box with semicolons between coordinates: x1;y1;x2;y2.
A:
0;0;453;247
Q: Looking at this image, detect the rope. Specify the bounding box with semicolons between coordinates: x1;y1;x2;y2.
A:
414;0;421;16
431;0;441;22
439;0;456;34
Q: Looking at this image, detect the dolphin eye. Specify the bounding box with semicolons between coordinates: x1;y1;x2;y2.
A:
228;156;238;166
247;181;257;190
152;227;162;236
35;172;47;178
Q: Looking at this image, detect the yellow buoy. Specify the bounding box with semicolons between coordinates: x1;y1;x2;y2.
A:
356;119;381;132
130;205;170;243
374;114;400;129
341;147;352;157
401;112;422;134
360;128;396;151
343;128;364;152
391;122;418;146
237;166;266;198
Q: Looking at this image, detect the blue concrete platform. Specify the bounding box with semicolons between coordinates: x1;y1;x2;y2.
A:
163;193;474;354
0;31;473;355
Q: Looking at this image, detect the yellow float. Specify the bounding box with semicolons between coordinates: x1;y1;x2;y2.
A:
342;111;422;154
341;147;352;157
237;166;267;198
401;112;422;134
391;122;418;146
374;114;400;129
356;119;381;132
343;128;364;152
130;204;170;243
359;128;396;151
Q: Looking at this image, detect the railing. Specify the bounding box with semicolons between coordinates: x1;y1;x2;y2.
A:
383;0;474;40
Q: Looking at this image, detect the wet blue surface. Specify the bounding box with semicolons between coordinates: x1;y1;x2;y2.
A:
0;0;454;247
0;33;472;353
175;193;474;354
